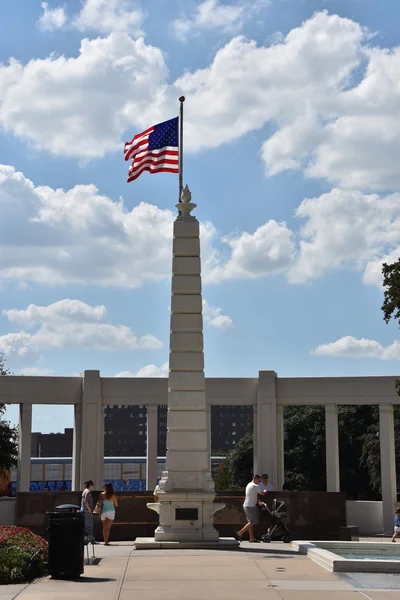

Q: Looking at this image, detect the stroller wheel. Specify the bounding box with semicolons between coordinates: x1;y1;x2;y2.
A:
282;535;291;543
261;535;271;543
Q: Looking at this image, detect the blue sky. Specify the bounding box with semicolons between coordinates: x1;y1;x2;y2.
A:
1;0;400;433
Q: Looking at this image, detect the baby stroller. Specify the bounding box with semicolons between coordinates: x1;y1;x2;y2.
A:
259;499;291;543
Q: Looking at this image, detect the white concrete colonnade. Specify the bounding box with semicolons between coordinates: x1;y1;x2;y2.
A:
1;371;398;534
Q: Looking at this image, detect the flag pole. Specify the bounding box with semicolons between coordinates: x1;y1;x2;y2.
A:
178;96;185;204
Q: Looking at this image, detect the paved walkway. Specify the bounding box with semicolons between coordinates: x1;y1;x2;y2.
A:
2;542;400;600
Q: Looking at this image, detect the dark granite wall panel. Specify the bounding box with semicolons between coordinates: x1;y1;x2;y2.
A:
15;490;345;541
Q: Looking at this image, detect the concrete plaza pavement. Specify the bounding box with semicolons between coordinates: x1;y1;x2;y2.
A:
2;541;400;600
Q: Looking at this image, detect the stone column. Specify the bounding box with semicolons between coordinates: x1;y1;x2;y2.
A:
17;403;32;493
252;402;258;473
379;404;397;535
146;404;158;490
206;404;212;465
80;370;104;489
154;189;224;544
276;404;285;490
325;404;340;492
254;371;278;485
72;403;82;491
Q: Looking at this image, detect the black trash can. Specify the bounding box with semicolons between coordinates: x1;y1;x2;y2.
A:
47;504;84;579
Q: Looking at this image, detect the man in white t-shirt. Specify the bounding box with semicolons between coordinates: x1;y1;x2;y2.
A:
233;474;268;543
259;474;274;493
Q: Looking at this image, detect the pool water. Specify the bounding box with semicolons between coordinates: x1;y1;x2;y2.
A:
339;553;400;561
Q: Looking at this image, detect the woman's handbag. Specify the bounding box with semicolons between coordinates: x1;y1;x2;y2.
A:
93;496;103;515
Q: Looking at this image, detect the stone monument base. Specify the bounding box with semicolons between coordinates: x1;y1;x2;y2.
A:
147;491;226;543
134;537;240;550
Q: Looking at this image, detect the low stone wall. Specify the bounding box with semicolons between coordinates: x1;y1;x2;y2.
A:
346;500;383;535
15;490;345;541
0;498;15;525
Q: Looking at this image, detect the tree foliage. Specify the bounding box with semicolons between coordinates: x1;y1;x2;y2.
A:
283;406;326;491
381;258;400;395
0;354;18;477
214;405;389;497
228;422;254;489
213;456;233;491
382;259;400;326
215;423;254;490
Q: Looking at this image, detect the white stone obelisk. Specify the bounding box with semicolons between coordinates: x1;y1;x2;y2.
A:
136;186;238;548
153;186;222;542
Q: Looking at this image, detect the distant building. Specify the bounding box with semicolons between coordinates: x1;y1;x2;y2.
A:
30;406;253;457
211;405;252;453
31;428;73;457
104;405;148;456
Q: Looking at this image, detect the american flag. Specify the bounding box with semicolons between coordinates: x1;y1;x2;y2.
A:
124;117;179;182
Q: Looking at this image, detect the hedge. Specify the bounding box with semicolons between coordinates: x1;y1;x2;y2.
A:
0;526;48;584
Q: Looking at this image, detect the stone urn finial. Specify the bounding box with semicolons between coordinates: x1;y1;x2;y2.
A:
181;185;192;203
176;184;197;217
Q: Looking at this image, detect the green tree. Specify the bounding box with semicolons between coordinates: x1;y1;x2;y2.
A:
213;406;381;496
339;405;379;499
0;354;18;477
226;423;254;489
382;258;400;396
283;406;326;491
382;259;400;327
213;456;233;491
284;405;379;497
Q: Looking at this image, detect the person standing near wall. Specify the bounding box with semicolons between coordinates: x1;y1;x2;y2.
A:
234;474;268;543
81;480;96;544
259;474;274;493
99;483;118;546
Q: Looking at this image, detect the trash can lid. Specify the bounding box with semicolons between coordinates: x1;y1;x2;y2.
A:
55;504;80;511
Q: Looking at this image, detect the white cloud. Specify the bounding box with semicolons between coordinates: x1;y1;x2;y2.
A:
160;11;367;154
304;48;400;190
312;336;400;361
0;34;166;158
288;188;400;283
72;0;144;35
363;249;400;287
115;362;169;377
202;300;233;330
0;332;40;368
0;9;381;173
31;322;161;351
0;165;176;287
171;0;267;40
2;164;400;290
0;164;298;288
0;299;162;369
4;8;400;190
19;367;54;376
3;299;106;328
206;221;296;282
37;2;67;31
